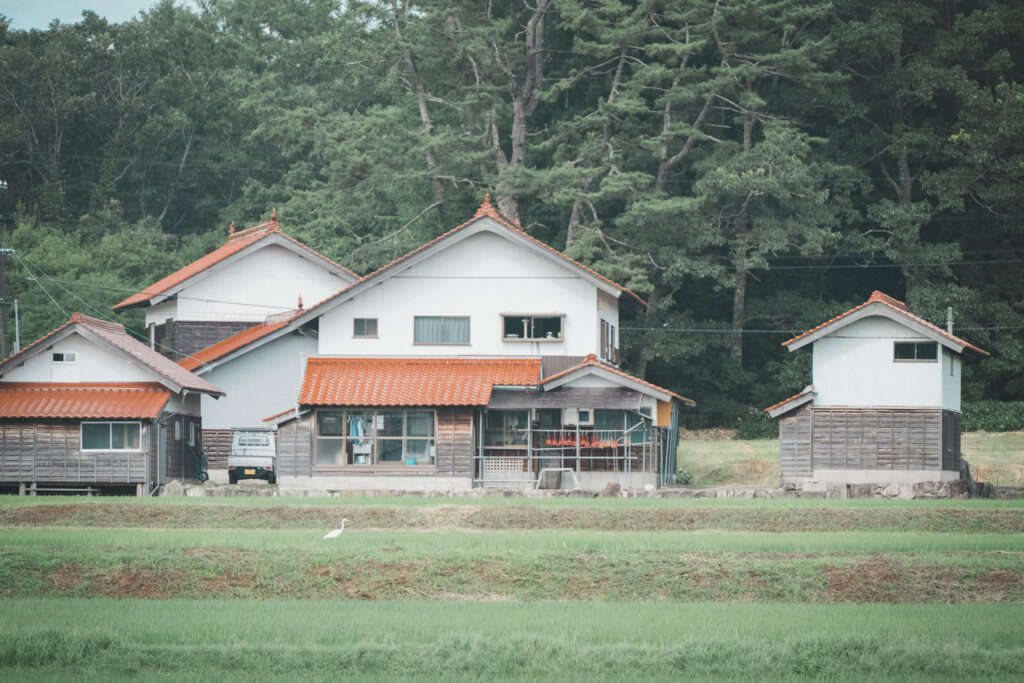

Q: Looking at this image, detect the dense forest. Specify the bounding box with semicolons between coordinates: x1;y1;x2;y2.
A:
0;0;1022;425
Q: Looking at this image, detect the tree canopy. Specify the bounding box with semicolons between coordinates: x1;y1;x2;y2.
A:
1;0;1022;423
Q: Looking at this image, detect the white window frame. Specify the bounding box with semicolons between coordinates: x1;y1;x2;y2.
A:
315;409;436;468
501;314;564;342
188;422;196;447
80;421;143;452
174;420;181;441
51;351;77;363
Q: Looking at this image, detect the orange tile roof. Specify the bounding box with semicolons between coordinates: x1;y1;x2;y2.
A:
0;383;171;419
113;218;358;310
299;357;542;406
299;196;646;318
0;313;223;395
540;354;695;406
782;291;989;357
763;386;816;415
179;310;300;371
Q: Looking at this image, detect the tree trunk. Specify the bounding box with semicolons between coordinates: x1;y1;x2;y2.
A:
390;0;447;220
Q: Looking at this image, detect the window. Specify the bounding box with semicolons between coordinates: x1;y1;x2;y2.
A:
51;352;76;363
414;316;470;344
894;342;938;361
81;422;142;451
315;409;435;467
174;420;181;441
237;433;271;448
188;422;196;447
502;315;563;341
353;318;378;337
484;410;530;447
600;319;618;363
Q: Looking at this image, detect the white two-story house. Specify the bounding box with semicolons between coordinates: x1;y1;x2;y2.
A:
766;291;988;487
181;197;692;490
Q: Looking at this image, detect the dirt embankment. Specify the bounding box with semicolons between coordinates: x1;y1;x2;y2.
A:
6;548;1020;603
2;503;1023;533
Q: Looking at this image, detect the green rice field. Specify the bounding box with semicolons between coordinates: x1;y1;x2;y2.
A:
1;496;1023;680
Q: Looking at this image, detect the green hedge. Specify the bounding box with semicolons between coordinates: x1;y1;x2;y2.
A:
961;401;1024;432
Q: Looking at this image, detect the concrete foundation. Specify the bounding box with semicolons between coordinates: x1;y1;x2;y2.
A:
787;469;960;490
280;475;473;492
577;471;657;491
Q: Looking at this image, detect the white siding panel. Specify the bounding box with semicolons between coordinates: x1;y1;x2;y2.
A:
3;333;156;383
173;244;350;323
317;231;607;357
198;332;318;430
812;316;942;408
941;349;961;412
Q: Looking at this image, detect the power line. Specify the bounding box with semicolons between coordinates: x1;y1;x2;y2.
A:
12;252;69;319
623;326;1023;334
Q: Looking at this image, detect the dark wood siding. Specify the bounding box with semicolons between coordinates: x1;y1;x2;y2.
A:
155;320;253;360
779;407;953;479
278;417;312;476
202;429;234;469
941;410;961;471
779;405;812;479
0;420;152;485
434;407;475;477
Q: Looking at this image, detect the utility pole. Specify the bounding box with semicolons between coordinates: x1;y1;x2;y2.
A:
0;179;9;358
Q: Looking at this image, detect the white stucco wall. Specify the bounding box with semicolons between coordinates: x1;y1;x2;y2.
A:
811;316;944;407
197;332;318;429
2;333;155;383
147;243;351;325
317;231;615;358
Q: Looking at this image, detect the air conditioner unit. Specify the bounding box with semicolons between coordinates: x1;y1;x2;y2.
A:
563;408;594;426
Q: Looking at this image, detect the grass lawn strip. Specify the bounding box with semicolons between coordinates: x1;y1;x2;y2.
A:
2;600;1023;680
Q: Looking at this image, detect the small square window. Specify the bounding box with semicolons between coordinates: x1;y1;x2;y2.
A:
354;318;378;337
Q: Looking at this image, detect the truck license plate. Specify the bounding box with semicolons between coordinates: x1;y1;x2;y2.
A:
244;469;256;475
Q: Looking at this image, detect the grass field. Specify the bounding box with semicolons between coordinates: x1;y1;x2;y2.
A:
677;430;1024;486
1;496;1023;679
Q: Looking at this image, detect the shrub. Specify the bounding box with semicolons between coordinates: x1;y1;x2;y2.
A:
674;469;693;485
735;409;779;440
961;401;1024;432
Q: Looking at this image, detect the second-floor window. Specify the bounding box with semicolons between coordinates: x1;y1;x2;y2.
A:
353;318;378;337
600;319;619;363
894;341;938;361
502;315;563;341
414;316;470;344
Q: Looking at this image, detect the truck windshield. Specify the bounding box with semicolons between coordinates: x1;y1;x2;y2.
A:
237;434;271;447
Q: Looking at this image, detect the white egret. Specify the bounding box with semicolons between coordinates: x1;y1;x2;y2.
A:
323;518;350;539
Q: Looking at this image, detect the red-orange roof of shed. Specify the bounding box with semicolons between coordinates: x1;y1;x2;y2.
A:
782;291;989;356
299;357;542;407
0;382;171;419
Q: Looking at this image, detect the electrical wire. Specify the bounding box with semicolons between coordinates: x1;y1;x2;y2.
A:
12;252;69;319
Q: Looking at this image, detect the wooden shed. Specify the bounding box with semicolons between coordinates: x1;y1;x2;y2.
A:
766;292;987;487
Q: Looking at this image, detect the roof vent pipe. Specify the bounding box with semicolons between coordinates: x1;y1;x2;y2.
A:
947;306;954;334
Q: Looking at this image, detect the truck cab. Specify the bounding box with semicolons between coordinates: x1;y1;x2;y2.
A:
227;430;277;484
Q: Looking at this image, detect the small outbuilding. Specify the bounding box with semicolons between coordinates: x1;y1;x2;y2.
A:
766;291;988;488
0;313;223;495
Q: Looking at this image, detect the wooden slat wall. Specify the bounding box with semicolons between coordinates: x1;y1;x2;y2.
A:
434;407;475;477
165;416;203;479
808;408;944;472
202;429;234;469
0;420;150;484
278;417;312;476
778;406;813;478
